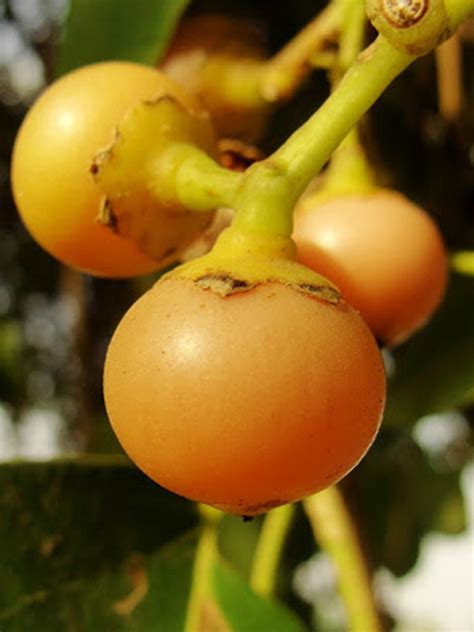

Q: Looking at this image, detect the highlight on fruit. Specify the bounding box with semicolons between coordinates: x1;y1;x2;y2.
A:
292;188;448;345
103;252;386;516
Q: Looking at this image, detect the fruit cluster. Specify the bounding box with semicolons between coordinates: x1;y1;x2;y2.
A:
11;8;451;515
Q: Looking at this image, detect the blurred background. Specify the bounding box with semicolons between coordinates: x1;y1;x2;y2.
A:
0;0;473;630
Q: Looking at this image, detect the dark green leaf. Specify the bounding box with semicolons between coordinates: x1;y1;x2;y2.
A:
348;431;466;576
0;456;198;631
55;0;191;76
212;561;309;632
385;273;474;427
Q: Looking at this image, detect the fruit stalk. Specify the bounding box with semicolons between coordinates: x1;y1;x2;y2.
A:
270;36;412;198
445;0;474;28
167;143;244;211
337;0;367;76
160;0;471;244
183;505;222;632
224;35;411;244
249;503;296;598
323;128;375;195
261;2;341;101
435;34;463;120
324;0;375;195
303;487;382;632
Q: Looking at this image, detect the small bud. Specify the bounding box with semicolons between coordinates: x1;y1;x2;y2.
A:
366;0;450;56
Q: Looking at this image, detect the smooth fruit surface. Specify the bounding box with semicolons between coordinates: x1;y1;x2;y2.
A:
104;277;386;515
11;62;205;277
293;189;448;345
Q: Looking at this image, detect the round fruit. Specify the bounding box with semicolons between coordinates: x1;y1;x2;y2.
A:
292;189;448;345
160;14;270;142
11;61;211;277
103;275;385;516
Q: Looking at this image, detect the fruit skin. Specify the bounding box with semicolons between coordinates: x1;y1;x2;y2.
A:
292;189;448;345
11;61;209;278
104;268;385;516
160;14;270;142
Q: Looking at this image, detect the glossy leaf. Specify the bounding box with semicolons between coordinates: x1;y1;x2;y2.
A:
55;0;190;76
212;561;309;632
0;457;198;631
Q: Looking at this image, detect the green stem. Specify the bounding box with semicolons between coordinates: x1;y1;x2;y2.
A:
309;50;339;69
179;3;342;117
204;57;266;108
230;36;412;240
164;143;243;212
170;2;471;245
261;2;342;101
183;505;222;632
324;128;375;194
303;487;382;632
337;0;367;75
272;36;412;194
440;0;474;32
230;160;297;238
249;503;296;598
325;0;376;194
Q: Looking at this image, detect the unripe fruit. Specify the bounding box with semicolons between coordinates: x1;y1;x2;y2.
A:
161;14;270;142
11;62;214;277
292;189;448;345
104;249;386;516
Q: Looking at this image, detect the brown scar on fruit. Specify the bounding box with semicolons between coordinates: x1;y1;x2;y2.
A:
113;553;148;616
240;499;287;515
213;497;287;516
298;283;341;304
194;273;342;304
196;274;254;296
142;94;211;119
97;198;117;231
90;128;121;174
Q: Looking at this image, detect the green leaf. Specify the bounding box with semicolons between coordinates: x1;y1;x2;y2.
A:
212;561;309;632
385;273;474;427
55;0;191;76
0;456;198;631
350;431;466;576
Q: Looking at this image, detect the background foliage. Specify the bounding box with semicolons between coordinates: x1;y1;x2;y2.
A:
0;0;473;629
